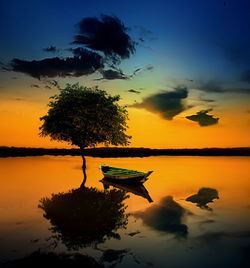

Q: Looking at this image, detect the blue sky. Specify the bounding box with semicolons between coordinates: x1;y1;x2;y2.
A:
1;0;249;83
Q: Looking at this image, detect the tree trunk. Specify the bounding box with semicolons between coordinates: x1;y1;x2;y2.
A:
80;147;87;188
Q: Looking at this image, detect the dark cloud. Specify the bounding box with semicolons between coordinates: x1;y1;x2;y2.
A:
195;81;226;93
46;79;60;89
10;48;103;79
233;88;250;94
195;81;250;94
99;69;129;80
0;61;11;72
133;25;157;43
73;15;135;62
132;67;141;75
197;230;250;244
199;219;216;224
186;109;219;127
241;69;250;83
30;84;40;88
146;65;154;71
223;43;250;68
7;15;138;80
134;196;188;238
130;87;189;120
43;45;57;53
222;44;250;86
186;188;219;210
199;97;215;103
128;89;141;94
96;66;143;80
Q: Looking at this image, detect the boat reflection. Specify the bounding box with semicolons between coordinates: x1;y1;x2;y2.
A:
38;186;129;250
100;178;153;203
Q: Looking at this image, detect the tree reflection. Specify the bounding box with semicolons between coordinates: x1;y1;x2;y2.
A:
39;187;129;250
186;187;219;210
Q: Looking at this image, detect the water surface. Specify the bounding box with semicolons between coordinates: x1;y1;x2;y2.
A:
0;156;249;267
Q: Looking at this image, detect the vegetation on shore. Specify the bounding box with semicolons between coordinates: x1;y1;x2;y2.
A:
1;146;250;157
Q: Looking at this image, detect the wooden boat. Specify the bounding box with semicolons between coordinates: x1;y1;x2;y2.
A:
100;178;153;203
100;164;153;182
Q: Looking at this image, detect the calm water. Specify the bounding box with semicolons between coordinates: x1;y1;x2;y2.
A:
0;156;249;267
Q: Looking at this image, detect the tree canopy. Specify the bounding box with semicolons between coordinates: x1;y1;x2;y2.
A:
39;83;131;149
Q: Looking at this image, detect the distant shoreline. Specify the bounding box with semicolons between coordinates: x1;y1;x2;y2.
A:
0;147;250;158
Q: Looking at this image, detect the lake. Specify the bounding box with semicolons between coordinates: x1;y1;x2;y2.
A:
0;156;249;267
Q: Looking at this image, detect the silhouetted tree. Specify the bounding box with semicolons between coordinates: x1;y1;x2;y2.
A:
39;187;129;250
39;83;131;186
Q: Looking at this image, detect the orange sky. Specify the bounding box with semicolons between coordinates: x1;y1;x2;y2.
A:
1;85;250;148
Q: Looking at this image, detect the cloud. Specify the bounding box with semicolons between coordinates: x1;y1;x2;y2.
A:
45;79;60;89
199;96;215;103
186;188;219;210
134;196;188;238
241;69;250;83
128;89;141;94
10;48;104;79
222;44;250;87
195;81;226;93
197;230;250;244
133;25;157;43
30;84;40;88
96;66;144;80
223;43;250;68
186;109;219;127
130;87;189;120
146;65;154;71
195;81;250;94
99;69;129;80
73;15;135;63
43;45;57;53
0;61;11;72
8;15;137;80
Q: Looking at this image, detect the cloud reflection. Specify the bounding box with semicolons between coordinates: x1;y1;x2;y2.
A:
186;187;219;210
134;196;188;238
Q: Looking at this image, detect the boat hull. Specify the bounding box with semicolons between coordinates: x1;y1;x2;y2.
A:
100;164;153;182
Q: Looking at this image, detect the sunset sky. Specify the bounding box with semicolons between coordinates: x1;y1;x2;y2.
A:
1;0;250;148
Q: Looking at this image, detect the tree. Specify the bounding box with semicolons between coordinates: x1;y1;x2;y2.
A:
39;83;131;186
